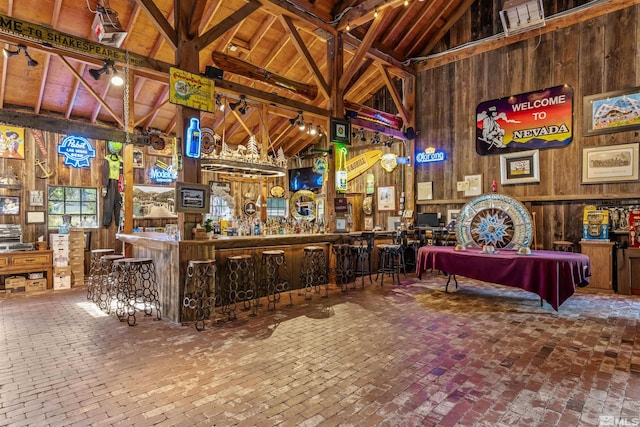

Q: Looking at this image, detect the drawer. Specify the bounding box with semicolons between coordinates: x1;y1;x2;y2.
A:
0;257;8;267
12;254;52;265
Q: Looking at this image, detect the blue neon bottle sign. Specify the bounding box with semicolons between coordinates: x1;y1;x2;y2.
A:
185;118;201;158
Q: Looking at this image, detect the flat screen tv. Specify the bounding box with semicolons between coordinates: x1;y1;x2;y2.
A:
289;167;323;191
416;212;440;227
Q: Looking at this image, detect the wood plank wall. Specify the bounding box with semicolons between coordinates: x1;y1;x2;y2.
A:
415;5;640;249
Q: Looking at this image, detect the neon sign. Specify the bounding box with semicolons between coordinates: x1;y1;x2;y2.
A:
57;135;96;168
416;147;446;164
150;161;178;184
185;118;201;158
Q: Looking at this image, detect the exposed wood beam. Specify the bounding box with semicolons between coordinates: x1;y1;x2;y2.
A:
134;0;178;50
336;0;405;32
409;0;471;58
186;0;208;38
339;9;389;92
378;64;409;124
57;55;123;128
279;15;330;100
0;1;15;109
140;87;170;129
350;117;404;139
35;0;62;114
343;57;373;95
394;0;438;51
260;0;337;36
342;32;415;75
198;0;223;34
65;65;85;119
230;109;254;137
196;0;262;50
417;0;640;71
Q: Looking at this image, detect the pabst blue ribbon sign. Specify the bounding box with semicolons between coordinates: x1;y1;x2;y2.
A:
57;135;96;168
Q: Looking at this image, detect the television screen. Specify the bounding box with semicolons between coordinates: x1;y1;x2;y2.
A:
416;213;440;227
289;167;323;191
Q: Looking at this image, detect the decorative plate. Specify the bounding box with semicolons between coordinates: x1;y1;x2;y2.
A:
455;193;533;250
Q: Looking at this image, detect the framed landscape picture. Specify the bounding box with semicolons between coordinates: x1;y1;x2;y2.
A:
500;150;540;185
584;86;640;136
582;143;639;184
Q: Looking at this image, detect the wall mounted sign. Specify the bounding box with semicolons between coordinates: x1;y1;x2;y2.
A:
312;157;328;174
380;153;398;172
330;117;351;145
346;150;382;181
416;147;446;163
150;163;177;184
476;84;574;155
185;118;201;158
243;201;257;216
57;135;96;168
200;127;218;155
169;67;215;113
335;144;348;193
0;125;25;159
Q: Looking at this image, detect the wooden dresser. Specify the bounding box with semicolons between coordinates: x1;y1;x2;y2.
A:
0;250;54;289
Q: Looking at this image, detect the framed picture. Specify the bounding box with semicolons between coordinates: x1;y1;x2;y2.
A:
584;86;640;136
417;181;433;200
29;190;44;206
377;186;396;211
133;185;177;218
463;174;483;197
330;117;351;145
447;209;460;226
26;211;45;224
335;217;348;232
582;143;640;184
175;182;211;213
364;216;373;231
132;148;144;169
500;150;540;185
0;195;20;215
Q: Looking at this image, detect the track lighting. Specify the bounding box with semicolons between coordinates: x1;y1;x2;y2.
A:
215;93;225;111
374;9;379;18
316;125;323;136
3;44;38;67
352;128;366;143
372;131;381;145
308;124;316;136
88;59;122;85
289;111;305;130
229;95;247;114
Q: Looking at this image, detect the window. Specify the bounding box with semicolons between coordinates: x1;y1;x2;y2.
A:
266;198;287;217
48;186;99;228
210;195;233;220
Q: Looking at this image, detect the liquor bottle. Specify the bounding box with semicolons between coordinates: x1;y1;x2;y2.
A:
185;118;201;158
335;145;348;193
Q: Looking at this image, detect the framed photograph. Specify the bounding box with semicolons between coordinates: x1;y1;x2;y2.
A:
175;182;211;213
335;217;348;232
500;150;540;185
447;209;460;226
29;190;44;206
377;186;396;211
582;143;640;184
330;117;351;145
133;185;177;218
417;181;433;200
584;86;640;136
26;211;45;224
364;217;373;231
132;148;144;169
0;195;20;215
463;174;483;197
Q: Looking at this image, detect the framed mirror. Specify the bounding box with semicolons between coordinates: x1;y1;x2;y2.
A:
290;190;316;221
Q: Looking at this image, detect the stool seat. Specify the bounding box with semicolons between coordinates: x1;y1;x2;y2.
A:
225;254;256;320
182;259;217;331
111;257;161;326
261;250;291;311
300;246;328;299
332;244;356;290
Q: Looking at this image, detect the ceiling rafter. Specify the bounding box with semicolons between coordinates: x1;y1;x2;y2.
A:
343;57;373;95
279;15;329;100
35;0;62;114
336;0;404;32
134;0;178;50
405;1;457;58
377;63;408;124
339;8;389;92
0;0;14;109
393;0;438;51
196;0;262;50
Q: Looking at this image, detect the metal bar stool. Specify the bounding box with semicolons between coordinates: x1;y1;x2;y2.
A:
95;254;124;312
376;232;407;286
181;259;217;331
332;243;356;292
299;246;328;300
111;258;161;326
350;232;375;288
224;254;256;320
261;250;291;311
87;249;114;301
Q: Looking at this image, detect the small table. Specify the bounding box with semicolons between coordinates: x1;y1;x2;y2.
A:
416;246;592;310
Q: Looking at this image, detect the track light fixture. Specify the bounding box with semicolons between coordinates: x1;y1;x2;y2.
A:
352;128;366;143
308;123;316;136
88;59;122;86
215;93;225;111
229;95;248;114
289;111;305;130
3;44;38;67
372;131;381;145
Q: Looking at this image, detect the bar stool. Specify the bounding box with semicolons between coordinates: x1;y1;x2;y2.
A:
350;232;375;288
181;260;217;331
553;240;574;252
95;254;124;312
111;258;161;326
225;254;256;320
376;232;407;286
261;250;291;311
332;243;356;292
87;248;114;301
299;246;328;299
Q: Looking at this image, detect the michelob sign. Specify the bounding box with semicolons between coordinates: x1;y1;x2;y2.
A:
476;84;574;155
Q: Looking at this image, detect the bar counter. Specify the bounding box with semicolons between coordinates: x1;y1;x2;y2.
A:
117;232;344;322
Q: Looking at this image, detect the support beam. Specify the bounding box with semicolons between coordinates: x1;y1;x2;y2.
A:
135;0;178;50
196;0;262;50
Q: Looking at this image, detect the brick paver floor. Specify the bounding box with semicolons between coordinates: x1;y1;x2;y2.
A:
1;271;639;426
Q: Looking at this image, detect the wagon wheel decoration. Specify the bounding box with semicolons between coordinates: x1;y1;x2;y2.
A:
455;193;533;250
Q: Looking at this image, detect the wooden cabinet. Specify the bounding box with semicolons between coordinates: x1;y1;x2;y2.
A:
68;229;85;287
0;250;53;289
580;240;615;291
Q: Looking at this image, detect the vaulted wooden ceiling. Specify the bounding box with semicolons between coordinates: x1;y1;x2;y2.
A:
0;0;479;156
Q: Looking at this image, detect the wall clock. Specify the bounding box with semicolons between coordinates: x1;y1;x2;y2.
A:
455;193;533;249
